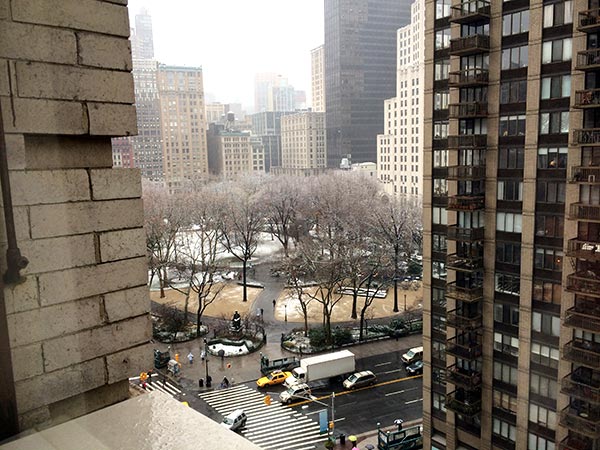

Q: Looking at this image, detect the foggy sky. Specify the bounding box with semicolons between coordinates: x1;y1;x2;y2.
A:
128;0;325;111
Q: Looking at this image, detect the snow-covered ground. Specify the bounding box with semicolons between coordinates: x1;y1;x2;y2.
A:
207;341;251;357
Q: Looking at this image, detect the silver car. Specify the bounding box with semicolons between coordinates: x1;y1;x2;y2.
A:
222;409;247;432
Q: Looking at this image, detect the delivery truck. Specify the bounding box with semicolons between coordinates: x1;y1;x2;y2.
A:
284;349;355;388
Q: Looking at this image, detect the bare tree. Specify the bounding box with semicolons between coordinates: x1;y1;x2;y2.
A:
263;175;302;257
279;256;313;336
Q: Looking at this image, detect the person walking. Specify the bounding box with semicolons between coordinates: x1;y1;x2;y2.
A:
187;352;194;365
272;299;276;308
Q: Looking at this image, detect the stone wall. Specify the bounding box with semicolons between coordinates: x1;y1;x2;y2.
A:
0;0;151;430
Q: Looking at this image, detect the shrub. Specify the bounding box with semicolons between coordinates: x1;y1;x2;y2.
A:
333;327;354;346
308;327;327;349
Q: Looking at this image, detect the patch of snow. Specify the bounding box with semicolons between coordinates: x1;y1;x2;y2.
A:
208;342;250;357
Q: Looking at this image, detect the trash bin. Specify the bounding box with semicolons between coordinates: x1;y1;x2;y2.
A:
206;375;212;388
339;434;346;445
199;378;204;388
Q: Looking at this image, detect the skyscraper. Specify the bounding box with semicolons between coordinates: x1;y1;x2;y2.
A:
311;45;326;113
422;2;600;450
131;8;154;60
254;73;296;112
281;112;327;171
324;0;413;167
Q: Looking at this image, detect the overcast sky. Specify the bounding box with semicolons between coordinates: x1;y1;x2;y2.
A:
127;0;324;111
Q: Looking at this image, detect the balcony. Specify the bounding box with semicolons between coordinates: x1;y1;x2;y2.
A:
571;166;600;184
579;9;600;32
567;271;600;298
446;391;482;417
447;165;485;180
446;281;483;303
447;225;484;242
448;134;486;149
446;335;482;360
447;195;485;211
565;298;600;333
567;238;600;263
447;364;482;390
560;407;600;439
449;102;488;119
446;309;482;330
575;89;600;109
562;371;600;405
576;50;600;71
448;68;489;87
573;129;600;146
450;34;490;56
450;0;490;24
558;435;596;450
564;339;600;369
570;203;600;222
446;253;484;273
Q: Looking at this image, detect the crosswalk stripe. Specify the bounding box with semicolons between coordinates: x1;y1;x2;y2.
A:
247;422;320;441
245;418;316;436
261;432;325;450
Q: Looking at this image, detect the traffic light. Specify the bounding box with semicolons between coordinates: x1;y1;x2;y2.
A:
264;395;271;406
329;421;334;430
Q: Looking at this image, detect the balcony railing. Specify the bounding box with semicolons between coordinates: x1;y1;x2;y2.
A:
579;9;600;32
448;68;489;87
447;165;485;180
447;364;482;390
558;435;595;450
565;299;600;333
446;281;483;303
447;195;485;211
570;203;600;222
564;339;600;369
446;309;482;330
446;335;483;360
446;391;482;417
450;34;490;56
447;225;484;242
560;407;600;438
571;166;600;184
567;271;600;298
448;134;486;148
446;253;484;273
562;372;600;405
567;238;600;262
450;0;490;24
577;50;600;71
449;102;488;118
573;129;600;146
575;89;600;109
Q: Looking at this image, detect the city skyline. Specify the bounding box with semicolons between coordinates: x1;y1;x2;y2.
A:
127;0;324;111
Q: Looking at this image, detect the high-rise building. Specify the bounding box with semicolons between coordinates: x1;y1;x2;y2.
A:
131;8;154;60
311;45;326;112
217;130;264;179
377;0;424;198
157;65;208;192
422;2;600;450
324;0;413;167
250;111;293;171
206;102;226;124
254;73;297;112
281;112;327;171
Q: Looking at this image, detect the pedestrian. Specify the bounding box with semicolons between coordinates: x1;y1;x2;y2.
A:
260;308;264;318
147;369;153;384
272;299;276;308
200;350;206;361
187;352;194;364
222;376;229;388
394;418;404;431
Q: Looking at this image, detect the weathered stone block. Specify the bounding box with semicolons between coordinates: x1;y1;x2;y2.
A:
11;343;44;381
18;406;51;431
0;59;9;96
106;342;153;384
15;358;106;413
88;103;137;136
5;133;26;170
23;135;113;169
0;205;31;243
43;315;151;371
90;168;141;200
9;170;90;206
1;97;87;135
78;32;132;71
7;297;102;347
99;228;145;262
104;285;150;323
0;22;77;64
4;276;39;315
38;256;147;306
30;198;143;239
0;0;9;19
19;234;96;275
16;62;135;103
11;0;130;37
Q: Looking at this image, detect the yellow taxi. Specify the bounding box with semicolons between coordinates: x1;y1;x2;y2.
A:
256;370;292;388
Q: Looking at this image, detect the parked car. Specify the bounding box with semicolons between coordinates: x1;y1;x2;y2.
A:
401;346;423;365
279;383;312;404
343;370;377;390
406;360;424;375
221;409;247;432
256;370;292;388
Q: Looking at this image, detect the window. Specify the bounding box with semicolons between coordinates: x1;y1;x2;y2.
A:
493;418;517;443
543;1;573;27
432;313;447;331
436;0;451;19
435;59;449;80
532;311;560;336
499;148;524;169
540;111;569;134
494;332;519;356
432;288;447;308
500;80;527;104
433;234;447;252
496;242;521;265
497;180;523;201
528;433;555;450
434;91;449;110
501;45;528;70
434;121;448;139
542;38;572;64
434;150;448;167
432;367;446;386
541;75;570;99
436;28;451;50
534;247;563;271
536;180;566;203
496;212;522;233
535;215;564;238
495;273;520;295
432;261;447;280
493;389;517;414
502;10;529;36
434;178;448;196
499;115;526;136
494;303;520;326
530;373;558;400
433;207;447;225
432;340;446;360
537;147;568;169
529;403;557;429
531;342;559;368
532;279;562;305
432;392;447;413
494;361;518;385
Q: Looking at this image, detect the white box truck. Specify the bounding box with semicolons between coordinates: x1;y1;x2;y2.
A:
284;350;355;388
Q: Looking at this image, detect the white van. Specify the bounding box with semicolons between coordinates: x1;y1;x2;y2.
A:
221;409;247;431
401;346;423;364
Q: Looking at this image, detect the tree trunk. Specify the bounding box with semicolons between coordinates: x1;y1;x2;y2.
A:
242;259;248;302
359;310;365;342
393;246;399;312
183;289;190;326
159;267;166;298
351;287;358;320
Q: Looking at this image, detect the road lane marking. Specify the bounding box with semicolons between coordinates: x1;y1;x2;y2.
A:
385;387;418;397
382;368;404;375
406;398;423;404
375;361;392;367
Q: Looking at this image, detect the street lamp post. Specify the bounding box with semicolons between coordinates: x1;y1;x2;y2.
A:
301;392;336;440
404;294;407;312
203;338;210;387
284;304;287;322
